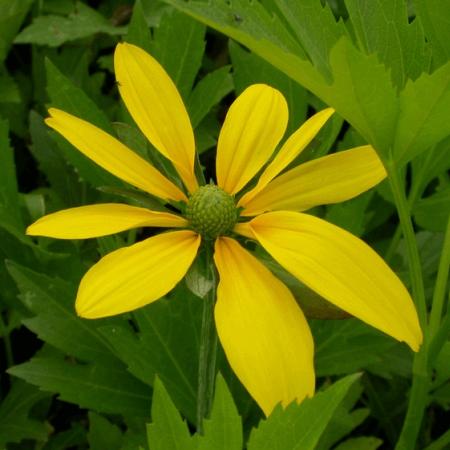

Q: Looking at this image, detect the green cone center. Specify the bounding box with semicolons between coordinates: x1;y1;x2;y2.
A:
186;185;238;239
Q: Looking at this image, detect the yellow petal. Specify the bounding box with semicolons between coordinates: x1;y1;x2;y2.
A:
114;43;198;193
250;212;422;351
26;204;187;239
46;109;186;202
241;146;386;216
76;231;200;318
216;84;288;195
214;237;314;416
239;108;334;207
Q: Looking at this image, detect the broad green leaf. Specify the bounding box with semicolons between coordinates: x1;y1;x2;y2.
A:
88;412;124;450
394;61;450;165
45;58;123;188
313;320;395;376
150;9;206;99
196;374;242;450
0;72;20;103
0;0;34;64
14;2;125;47
334;436;383;450
8;350;151;417
29;111;82;207
229;41;307;134
188;65;234;129
247;374;361;450
415;0;450;69
272;0;349;79
147;377;195;450
100;286;202;423
413;186;450;232
7;261;118;365
0;119;23;230
42;423;86;450
345;0;430;88
0;380;50;447
126;0;152;53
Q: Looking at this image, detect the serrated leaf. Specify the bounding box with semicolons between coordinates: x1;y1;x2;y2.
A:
196;374;243;450
7;261;118;365
150;9;206;99
14;2;125;47
88;412;123;450
100;286;202;423
394;61;450;165
247;374;361;450
147;377;195;450
415;0;450;69
8;352;151;417
345;0;430;88
272;0;349;79
0;380;50;447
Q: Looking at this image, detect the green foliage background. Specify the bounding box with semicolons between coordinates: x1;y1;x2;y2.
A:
0;0;449;449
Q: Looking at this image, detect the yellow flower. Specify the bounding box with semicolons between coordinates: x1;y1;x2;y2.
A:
27;43;422;417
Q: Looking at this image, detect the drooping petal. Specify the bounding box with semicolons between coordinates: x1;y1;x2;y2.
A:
114;43;198;193
241;146;386;216
216;84;288;195
76;230;200;318
214;237;314;416
249;212;422;351
46;109;186;202
239;108;334;207
26;204;187;239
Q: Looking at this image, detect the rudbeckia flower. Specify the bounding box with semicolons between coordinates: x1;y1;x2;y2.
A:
27;43;422;416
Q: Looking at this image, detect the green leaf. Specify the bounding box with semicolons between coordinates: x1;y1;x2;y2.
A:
147;377;195;450
100;286;202;423
0;72;20;103
0;119;23;231
394;60;450;165
8;349;151;417
313;320;395;376
0;0;34;63
413;186;450;232
150;9;206;99
126;0;152;53
0;380;50;447
415;0;450;69
345;0;430;88
45;58;123;188
196;374;243;450
14;2;125;47
88;412;124;450
334;436;383;450
229;41;307;134
271;0;349;79
7;261;118;365
247;374;361;450
188;65;234;129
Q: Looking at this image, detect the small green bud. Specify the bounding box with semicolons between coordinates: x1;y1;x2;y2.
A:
186;185;238;240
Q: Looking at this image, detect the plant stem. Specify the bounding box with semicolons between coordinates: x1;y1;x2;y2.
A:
387;162;429;450
196;243;218;433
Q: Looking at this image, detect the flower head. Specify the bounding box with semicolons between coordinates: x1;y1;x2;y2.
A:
27;43;422;416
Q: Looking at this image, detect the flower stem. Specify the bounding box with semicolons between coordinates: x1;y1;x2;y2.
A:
196;242;218;433
387;162;429;450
